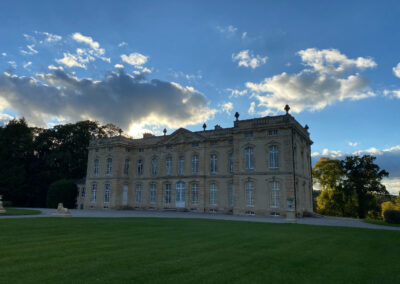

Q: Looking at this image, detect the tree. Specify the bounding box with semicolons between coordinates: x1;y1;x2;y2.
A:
47;179;78;209
342;155;389;219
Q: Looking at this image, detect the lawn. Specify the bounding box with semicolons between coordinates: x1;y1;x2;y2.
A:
0;207;41;216
364;218;400;227
0;218;399;283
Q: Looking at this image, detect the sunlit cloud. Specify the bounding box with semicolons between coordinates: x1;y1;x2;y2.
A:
232;50;268;69
121;52;148;68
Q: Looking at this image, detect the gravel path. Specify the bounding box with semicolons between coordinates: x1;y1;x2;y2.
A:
2;208;400;231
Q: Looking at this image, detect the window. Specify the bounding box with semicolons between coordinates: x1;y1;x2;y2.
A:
229;139;233;144
228;153;234;173
124;159;130;175
229;184;234;206
150;184;156;203
166;157;172;176
91;184;97;203
246;182;255;207
125;148;130;152
210;141;217;146
81;187;86;198
210;184;217;205
210;154;217;173
246;211;255;216
178;156;184;175
135;184;142;203
137;160;143;176
191;183;199;205
166;145;172;150
244;132;253;138
152;147;158;152
192;155;199;173
138;148;144;152
269;146;279;168
192;142;199;147
268;130;278;136
104;184;110;203
108;147;113;151
176;182;186;204
95;148;99;152
165;184;171;204
270;181;280;208
94;159;99;176
152;158;158;176
245;147;254;170
106;158;112;176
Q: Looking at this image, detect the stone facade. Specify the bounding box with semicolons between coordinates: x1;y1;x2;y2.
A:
79;110;313;217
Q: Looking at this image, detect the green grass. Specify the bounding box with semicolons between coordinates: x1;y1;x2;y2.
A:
0;218;399;284
364;218;400;227
0;207;41;216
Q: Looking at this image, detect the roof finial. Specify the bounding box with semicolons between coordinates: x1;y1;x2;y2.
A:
163;128;167;136
305;124;309;131
118;129;123;136
202;123;207;131
234;112;240;121
284;104;290;114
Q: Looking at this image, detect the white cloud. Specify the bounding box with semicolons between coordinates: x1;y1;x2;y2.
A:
248;102;256;115
56;53;86;68
246;48;376;114
121;53;148;68
21;44;38;55
118;41;128;47
217;25;237;37
393;62;400;78
72;33;103;54
1;53;6;57
8;61;17;69
114;64;124;69
226;88;248;98
241;32;247;39
348;141;358;147
220;102;233;114
232;50;268;69
382;177;400;194
23;62;32;69
383;89;400;99
34;31;62;43
0;113;14;126
168;70;202;81
48;65;63;71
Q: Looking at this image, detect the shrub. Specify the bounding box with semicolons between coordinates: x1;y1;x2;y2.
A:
47;179;78;209
381;201;397;219
383;210;400;224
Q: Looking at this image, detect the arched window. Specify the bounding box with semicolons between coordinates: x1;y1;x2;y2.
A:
91;184;97;203
166;157;172;175
192;155;199;173
270;181;280;208
210;154;217;173
124;159;130;175
245;147;254;170
178;156;185;175
137;160;143;176
210;183;217;205
151;158;157;176
245;182;254;206
135;184;142;203
93;159;99;176
104;184;110;203
150;184;156;203
269;146;279;169
191;183;199;204
165;184;171;204
229;153;234;173
106;158;112;176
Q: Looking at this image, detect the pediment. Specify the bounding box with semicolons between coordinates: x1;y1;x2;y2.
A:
162;128;205;145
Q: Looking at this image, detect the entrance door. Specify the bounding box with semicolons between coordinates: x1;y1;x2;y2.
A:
176;182;186;208
122;185;128;206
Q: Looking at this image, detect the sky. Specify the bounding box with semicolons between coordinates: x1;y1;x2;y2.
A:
0;0;399;193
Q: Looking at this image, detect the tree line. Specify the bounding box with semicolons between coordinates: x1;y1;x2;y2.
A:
0;118;122;207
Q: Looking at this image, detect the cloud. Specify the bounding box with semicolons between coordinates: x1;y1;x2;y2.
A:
20;44;38;55
8;61;17;69
114;64;124;69
23;62;32;69
34;31;62;43
48;65;63;71
168;70;202;81
348;141;358;147
220;102;233;114
216;25;237;37
1;53;6;57
393;62;400;78
246;48;376;114
226;88;248;98
121;53;148;68
248;102;256;115
0;113;14;126
382;177;400;194
0;69;216;133
118;42;128;47
241;32;247;39
383;89;400;99
56;53;86;68
232;50;268;69
72;33;103;54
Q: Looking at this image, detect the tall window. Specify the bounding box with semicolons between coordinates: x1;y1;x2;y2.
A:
124;159;130;175
104;184;110;203
94;159;99;176
176;182;186;204
229;153;234;173
270;181;280;208
165;184;171;204
245;182;254;206
210;183;217;205
191;183;199;205
269;146;279;168
152;158;158;176
166;157;172;176
135;184;142;203
150;184;156;203
245;147;254;170
229;184;234;206
91;184;97;203
192;155;199;173
210;154;217;173
106;158;112;176
178;156;184;175
81;187;86;197
137;160;143;176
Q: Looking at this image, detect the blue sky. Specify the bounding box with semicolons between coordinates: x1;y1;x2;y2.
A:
0;0;399;192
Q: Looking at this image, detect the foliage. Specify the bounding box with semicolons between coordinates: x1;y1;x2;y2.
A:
381;201;398;219
383;210;400;224
396;193;400;208
47;179;78;209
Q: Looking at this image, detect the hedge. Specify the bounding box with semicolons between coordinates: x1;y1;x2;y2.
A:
46;179;78;209
383;210;400;224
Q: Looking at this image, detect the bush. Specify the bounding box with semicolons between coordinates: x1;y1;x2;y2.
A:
383;210;400;224
381;201;397;219
47;179;78;209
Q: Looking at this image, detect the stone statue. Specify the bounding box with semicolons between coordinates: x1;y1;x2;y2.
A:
0;195;5;213
52;203;72;217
